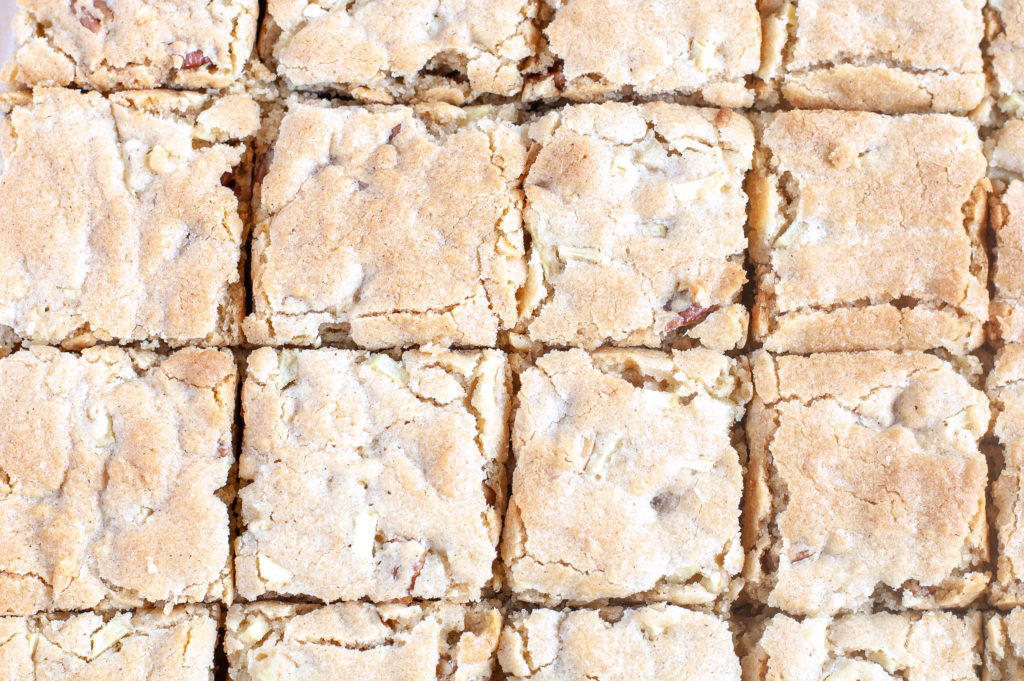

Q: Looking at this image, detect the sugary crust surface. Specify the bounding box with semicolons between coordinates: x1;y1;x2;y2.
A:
498;605;740;681
502;348;751;607
262;0;538;102
244;101;526;348
526;0;760;106
0;605;218;681
518;102;752;351
988;345;1024;606
750;110;989;354
224;601;501;681
986;609;1024;681
0;88;259;348
743;611;982;681
987;0;1024;117
236;346;510;603
0;346;236;616
744;351;990;616
759;0;985;113
989;121;1024;345
1;0;257;89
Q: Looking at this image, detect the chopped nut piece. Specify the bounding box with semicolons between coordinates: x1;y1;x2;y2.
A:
181;49;210;69
88;615;133;660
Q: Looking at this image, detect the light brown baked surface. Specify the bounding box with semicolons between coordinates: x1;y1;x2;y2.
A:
0;88;258;348
0;346;236;616
499;605;740;681
526;0;760;106
225;601;501;681
742;611;983;681
245;100;526;348
517;102;752;351
758;0;985;113
235;347;510;603
988;0;1024;118
502;348;750;607
744;350;990;615
989;345;1024;607
986;608;1024;681
1;0;257;89
0;605;218;681
989;120;1024;345
750;110;988;354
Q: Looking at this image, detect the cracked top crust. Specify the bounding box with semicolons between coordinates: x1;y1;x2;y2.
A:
0;605;218;681
502;348;751;607
517;102;752;351
759;0;985;113
987;345;1024;606
741;611;982;681
989;121;1024;345
262;0;538;102
0;88;259;348
744;350;990;616
986;609;1024;681
498;605;740;681
0;346;236;616
525;0;760;106
750;110;989;354
244;101;526;349
2;0;257;90
225;601;501;681
236;347;510;603
987;0;1024;118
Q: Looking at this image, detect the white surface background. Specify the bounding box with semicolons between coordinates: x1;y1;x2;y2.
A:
0;0;15;85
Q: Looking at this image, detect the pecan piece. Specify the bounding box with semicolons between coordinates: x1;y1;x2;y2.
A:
387;124;402;144
665;304;715;332
181;49;210;69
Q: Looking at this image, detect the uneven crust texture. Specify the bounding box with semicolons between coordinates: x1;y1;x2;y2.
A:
989;120;1024;344
986;609;1024;681
742;611;982;681
2;0;257;89
262;0;537;101
245;101;526;348
502;348;751;607
0;606;218;681
526;0;760;106
518;102;752;351
988;345;1024;606
750;110;989;353
236;347;510;603
0;346;236;616
988;0;1024;118
744;351;990;616
498;605;740;681
0;88;259;348
758;0;985;113
225;601;500;681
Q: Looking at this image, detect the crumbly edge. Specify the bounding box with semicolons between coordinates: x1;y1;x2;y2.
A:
985;609;1024;681
987;135;1024;347
987;346;1024;607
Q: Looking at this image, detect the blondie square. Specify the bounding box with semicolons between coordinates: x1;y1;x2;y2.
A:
987;345;1024;606
517;102;752;351
502;348;750;607
744;351;990;616
1;0;257;90
0;346;236;616
0;606;218;681
525;0;760;107
260;0;538;102
0;88;259;348
499;605;740;681
225;601;501;681
750;110;988;354
244;101;526;348
759;0;985;113
988;121;1024;344
742;611;982;681
236;347;510;603
986;609;1024;681
987;0;1024;118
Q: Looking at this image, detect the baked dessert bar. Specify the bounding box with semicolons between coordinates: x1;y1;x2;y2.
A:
0;346;235;616
759;0;986;113
260;0;538;102
988;120;1024;344
0;88;258;348
742;611;983;681
988;345;1024;606
499;605;740;681
744;351;990;615
525;0;760;107
0;605;218;681
244;101;526;348
987;0;1024;118
235;347;510;603
225;601;501;681
502;348;750;607
1;0;257;90
517;102;752;351
986;609;1024;681
750;110;989;353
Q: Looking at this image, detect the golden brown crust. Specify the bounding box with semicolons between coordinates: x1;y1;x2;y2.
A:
988;345;1024;606
989;121;1024;345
